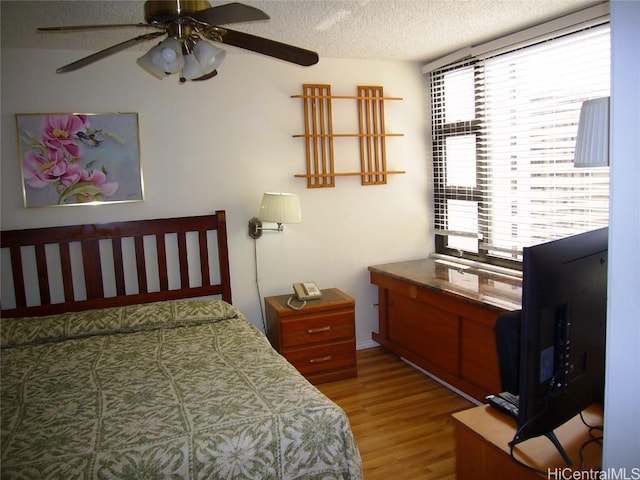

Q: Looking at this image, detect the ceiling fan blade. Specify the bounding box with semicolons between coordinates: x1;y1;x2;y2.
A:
56;31;165;73
219;28;318;66
38;23;153;32
190;2;269;26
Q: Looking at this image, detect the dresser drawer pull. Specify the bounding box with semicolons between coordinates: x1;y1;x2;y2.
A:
307;326;331;334
309;355;332;363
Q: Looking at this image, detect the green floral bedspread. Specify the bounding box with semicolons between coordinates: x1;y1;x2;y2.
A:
0;299;362;480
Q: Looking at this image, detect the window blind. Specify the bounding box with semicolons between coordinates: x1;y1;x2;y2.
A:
430;23;610;266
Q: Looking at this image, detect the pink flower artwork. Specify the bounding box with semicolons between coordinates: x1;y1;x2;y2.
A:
17;113;142;207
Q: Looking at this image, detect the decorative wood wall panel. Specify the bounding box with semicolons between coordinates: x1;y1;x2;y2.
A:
292;84;404;188
301;84;335;188
358;86;387;185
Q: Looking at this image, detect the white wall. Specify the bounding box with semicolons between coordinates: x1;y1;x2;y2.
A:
0;47;432;347
603;0;640;468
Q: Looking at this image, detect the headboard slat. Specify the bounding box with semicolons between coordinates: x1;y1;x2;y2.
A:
34;244;51;305
199;230;210;286
1;211;232;317
134;236;148;294
111;238;126;297
156;234;169;292
82;239;104;300
177;232;189;289
9;247;27;309
59;242;74;302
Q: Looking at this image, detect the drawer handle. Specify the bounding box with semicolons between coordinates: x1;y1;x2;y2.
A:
307;326;331;334
309;355;332;363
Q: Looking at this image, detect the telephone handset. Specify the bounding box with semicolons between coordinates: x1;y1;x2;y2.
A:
287;282;322;310
293;282;322;300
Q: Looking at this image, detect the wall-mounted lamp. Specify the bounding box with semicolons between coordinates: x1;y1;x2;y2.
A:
574;97;610;167
248;193;302;239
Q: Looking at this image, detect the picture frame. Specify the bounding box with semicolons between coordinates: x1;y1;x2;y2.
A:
16;112;144;208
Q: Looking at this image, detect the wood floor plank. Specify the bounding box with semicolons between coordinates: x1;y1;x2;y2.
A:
316;347;474;480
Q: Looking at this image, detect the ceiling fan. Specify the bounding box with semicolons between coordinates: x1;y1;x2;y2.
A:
38;0;319;83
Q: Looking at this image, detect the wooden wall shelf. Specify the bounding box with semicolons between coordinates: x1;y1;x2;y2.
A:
294;171;406;179
291;94;403;101
292;84;405;188
292;133;404;138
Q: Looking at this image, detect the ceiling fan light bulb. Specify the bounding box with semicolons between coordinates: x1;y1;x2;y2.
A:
152;37;185;74
161;47;177;63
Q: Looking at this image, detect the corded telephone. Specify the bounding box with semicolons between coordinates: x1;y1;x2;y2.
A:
287;282;322;310
293;281;322;300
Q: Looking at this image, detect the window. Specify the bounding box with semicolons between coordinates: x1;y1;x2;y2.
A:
431;24;610;268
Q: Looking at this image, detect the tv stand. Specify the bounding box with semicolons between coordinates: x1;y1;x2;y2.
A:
453;404;602;480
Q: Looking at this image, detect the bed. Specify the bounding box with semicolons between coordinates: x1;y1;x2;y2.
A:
0;211;362;480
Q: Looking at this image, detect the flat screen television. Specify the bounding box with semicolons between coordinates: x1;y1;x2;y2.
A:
509;227;608;463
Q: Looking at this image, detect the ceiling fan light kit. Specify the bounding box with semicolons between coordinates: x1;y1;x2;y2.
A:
37;1;319;84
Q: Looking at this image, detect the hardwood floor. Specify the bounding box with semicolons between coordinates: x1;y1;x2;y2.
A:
316;347;474;480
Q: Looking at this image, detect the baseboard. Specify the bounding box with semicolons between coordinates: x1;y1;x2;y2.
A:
401;357;482;406
357;339;379;350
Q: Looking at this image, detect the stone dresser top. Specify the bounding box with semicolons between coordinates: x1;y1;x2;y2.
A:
369;257;522;312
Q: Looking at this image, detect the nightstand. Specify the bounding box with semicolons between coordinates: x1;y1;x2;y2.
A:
265;288;357;384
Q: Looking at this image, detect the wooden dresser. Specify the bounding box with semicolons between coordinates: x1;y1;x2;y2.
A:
265;288;357;384
369;258;521;401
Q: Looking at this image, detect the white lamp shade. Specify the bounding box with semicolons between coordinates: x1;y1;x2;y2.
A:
574;97;610;167
259;193;302;224
194;40;226;73
181;53;205;80
137;47;168;79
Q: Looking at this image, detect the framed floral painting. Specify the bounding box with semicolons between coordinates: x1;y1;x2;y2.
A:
16;113;143;207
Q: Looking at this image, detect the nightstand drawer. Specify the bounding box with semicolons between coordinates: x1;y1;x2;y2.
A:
283;340;356;376
280;310;354;348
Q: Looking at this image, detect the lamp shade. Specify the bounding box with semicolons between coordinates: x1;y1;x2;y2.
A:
574;97;610;167
259;193;302;224
181;53;205;80
137;47;168;79
194;40;226;73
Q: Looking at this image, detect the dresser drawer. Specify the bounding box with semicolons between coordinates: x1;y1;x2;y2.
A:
283;340;356;376
280;310;354;348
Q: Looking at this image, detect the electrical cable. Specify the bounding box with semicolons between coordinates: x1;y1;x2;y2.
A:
286;296;306;310
253;238;267;333
564;389;604;470
509;395;553;476
508;377;604;473
508;370;566;473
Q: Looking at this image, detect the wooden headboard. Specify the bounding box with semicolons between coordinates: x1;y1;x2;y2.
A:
0;211;231;318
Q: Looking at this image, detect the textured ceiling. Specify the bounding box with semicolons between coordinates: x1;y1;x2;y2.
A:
1;0;602;64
